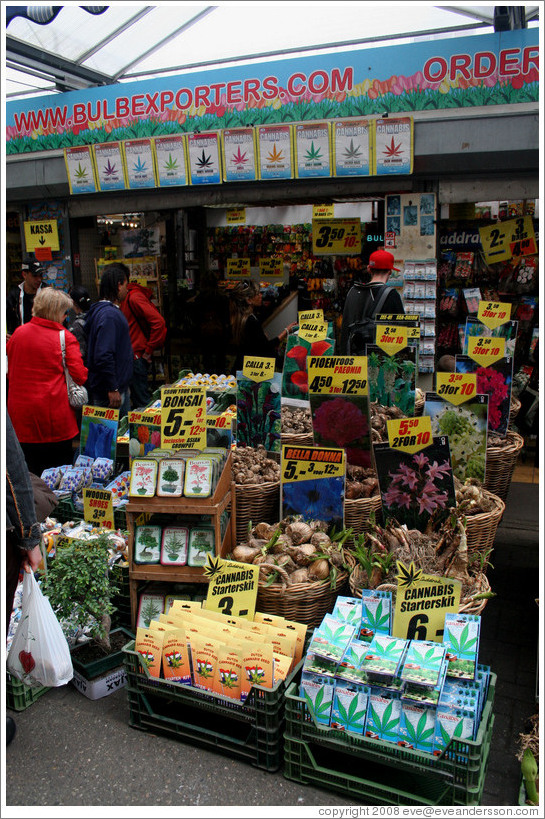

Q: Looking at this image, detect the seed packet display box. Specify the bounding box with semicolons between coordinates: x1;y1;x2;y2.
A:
126;452;236;630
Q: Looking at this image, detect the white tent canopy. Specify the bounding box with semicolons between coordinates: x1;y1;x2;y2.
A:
4;3;540;99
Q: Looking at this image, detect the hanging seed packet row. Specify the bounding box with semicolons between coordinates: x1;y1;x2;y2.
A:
455;354;513;438
134;523;215;567
424;392;489;483
373;435;456;533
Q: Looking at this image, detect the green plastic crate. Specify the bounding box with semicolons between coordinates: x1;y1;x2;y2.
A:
123;639;301;771
71;627;135;680
283;673;496;801
54;497;127;529
6;673;50;712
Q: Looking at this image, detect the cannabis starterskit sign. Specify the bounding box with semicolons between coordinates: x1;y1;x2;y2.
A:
203;556;259;620
393;562;461;642
8;30;537;155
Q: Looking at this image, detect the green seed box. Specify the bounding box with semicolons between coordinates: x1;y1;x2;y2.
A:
123;639;303;772
284;672;496;797
6;673;50;712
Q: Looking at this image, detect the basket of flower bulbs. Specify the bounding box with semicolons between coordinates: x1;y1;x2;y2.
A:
231;517;353;626
347;508;494;617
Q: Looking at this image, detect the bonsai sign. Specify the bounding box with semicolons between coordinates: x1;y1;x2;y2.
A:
161;385;206;449
83;488;115;530
393;562;461;642
203;556;259;620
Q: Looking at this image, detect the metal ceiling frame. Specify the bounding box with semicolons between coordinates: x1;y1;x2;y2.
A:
4;5;538;97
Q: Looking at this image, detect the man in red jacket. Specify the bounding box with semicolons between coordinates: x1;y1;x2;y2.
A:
121;282;167;409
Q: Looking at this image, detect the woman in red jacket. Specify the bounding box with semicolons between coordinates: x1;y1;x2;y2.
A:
7;287;88;476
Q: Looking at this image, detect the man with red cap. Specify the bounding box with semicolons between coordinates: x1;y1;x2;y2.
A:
340;248;405;354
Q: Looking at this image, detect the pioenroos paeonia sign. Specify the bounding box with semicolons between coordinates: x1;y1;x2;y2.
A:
6;30;537;155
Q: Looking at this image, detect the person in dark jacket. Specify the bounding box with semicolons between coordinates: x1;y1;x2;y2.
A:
340;248;405;354
6;261;48;336
85;264;133;417
229;281;293;373
67;285;92;362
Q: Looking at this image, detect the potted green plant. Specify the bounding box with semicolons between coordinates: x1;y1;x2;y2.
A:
41;533;132;682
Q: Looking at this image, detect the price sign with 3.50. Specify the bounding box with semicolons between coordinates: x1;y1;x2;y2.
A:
312;218;361;256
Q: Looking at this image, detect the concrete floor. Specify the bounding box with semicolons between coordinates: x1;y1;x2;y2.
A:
5;482;540;812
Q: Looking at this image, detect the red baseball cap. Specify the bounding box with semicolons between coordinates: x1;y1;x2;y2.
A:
368;249;400;272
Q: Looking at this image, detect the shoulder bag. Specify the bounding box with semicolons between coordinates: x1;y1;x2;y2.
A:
60;329;88;408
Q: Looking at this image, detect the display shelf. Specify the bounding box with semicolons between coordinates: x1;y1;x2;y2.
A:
126;453;236;629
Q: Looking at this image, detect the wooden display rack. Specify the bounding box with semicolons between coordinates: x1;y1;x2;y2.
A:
126;453;236;629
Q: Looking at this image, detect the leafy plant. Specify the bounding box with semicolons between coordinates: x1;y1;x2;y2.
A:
41;534;119;652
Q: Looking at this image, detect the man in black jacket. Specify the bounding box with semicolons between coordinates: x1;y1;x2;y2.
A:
6;261;48;336
340;249;405;354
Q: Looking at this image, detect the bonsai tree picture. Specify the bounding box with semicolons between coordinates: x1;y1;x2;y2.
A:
41;533;119;653
161;464;179;493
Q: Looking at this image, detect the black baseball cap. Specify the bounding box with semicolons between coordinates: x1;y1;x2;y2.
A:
22;261;47;276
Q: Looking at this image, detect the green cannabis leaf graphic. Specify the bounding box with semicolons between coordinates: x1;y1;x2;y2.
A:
304;141;323;161
196;150;213;168
343;139;362;159
75;162;88;179
164;153;179;171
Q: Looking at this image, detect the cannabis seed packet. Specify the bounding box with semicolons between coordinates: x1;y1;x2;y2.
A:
282;324;335;399
424;392;488;483
373;437;456;532
365;345;417;416
236;370;282;451
462;317;518;358
455;355;513;437
310;393;372;468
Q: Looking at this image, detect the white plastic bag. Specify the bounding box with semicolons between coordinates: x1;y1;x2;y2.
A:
7;571;73;687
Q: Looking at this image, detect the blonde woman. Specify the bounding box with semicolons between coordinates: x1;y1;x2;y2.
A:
7;287;88;476
229;281;292;372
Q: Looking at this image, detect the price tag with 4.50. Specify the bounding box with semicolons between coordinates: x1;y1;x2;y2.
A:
387;416;433;455
161;385;207;449
436;373;477;406
307;356;368;395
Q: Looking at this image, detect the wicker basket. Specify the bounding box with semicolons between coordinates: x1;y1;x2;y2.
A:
235;481;280;546
414;392;425;417
344;494;383;536
256;564;349;627
348;569;491;616
280;432;314;447
509;396;521;424
484;430;524;501
464;490;505;565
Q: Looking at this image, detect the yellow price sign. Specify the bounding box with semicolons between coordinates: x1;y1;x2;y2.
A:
377;322;420;340
436;373;477;406
203;556;259;620
308;356;368;395
375;325;408;355
477;300;512;330
281;445;345;483
298;321;329;343
312;218;361;256
161;385;206;449
226;208;246;224
23;219;60;252
467;336;506;367
299;309;324;324
393;562;462;641
313;204;335;219
226;258;251;278
242;356;275;382
83;488;115;530
259;258;283;279
479;216;537;264
387;416;433;455
377;314;420;323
